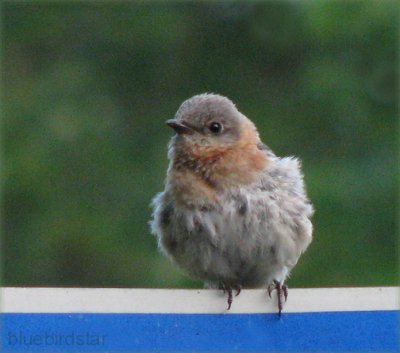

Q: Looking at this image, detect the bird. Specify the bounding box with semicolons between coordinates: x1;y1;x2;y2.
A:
150;93;313;315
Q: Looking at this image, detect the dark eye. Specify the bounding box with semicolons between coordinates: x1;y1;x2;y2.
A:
209;122;222;134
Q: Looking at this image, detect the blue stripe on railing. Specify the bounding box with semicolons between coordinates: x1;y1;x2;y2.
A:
2;311;399;352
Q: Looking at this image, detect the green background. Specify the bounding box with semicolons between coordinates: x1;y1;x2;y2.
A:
3;1;398;288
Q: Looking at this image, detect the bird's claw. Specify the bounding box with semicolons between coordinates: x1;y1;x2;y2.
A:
227;288;233;310
220;283;242;310
282;284;288;302
268;280;288;316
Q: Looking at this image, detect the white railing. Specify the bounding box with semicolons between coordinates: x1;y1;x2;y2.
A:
1;287;398;352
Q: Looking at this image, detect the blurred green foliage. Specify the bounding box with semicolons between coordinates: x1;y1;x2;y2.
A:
3;1;398;288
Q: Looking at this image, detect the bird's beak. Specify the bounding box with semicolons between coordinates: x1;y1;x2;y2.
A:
166;119;194;135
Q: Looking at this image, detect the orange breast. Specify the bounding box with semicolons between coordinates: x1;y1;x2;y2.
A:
168;121;268;206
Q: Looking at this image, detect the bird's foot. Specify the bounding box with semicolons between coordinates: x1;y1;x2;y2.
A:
268;280;288;316
220;283;242;310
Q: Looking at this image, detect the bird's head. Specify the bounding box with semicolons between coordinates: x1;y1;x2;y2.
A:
166;93;267;189
167;93;258;157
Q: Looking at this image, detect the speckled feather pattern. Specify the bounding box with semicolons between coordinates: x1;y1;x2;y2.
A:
150;93;313;291
151;155;313;288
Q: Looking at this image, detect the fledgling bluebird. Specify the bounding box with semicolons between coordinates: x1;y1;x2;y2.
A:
150;93;313;315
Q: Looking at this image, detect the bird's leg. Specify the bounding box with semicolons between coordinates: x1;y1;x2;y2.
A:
220;283;240;310
268;280;288;316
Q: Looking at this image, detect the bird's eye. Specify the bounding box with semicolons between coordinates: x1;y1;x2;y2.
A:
209;122;222;134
